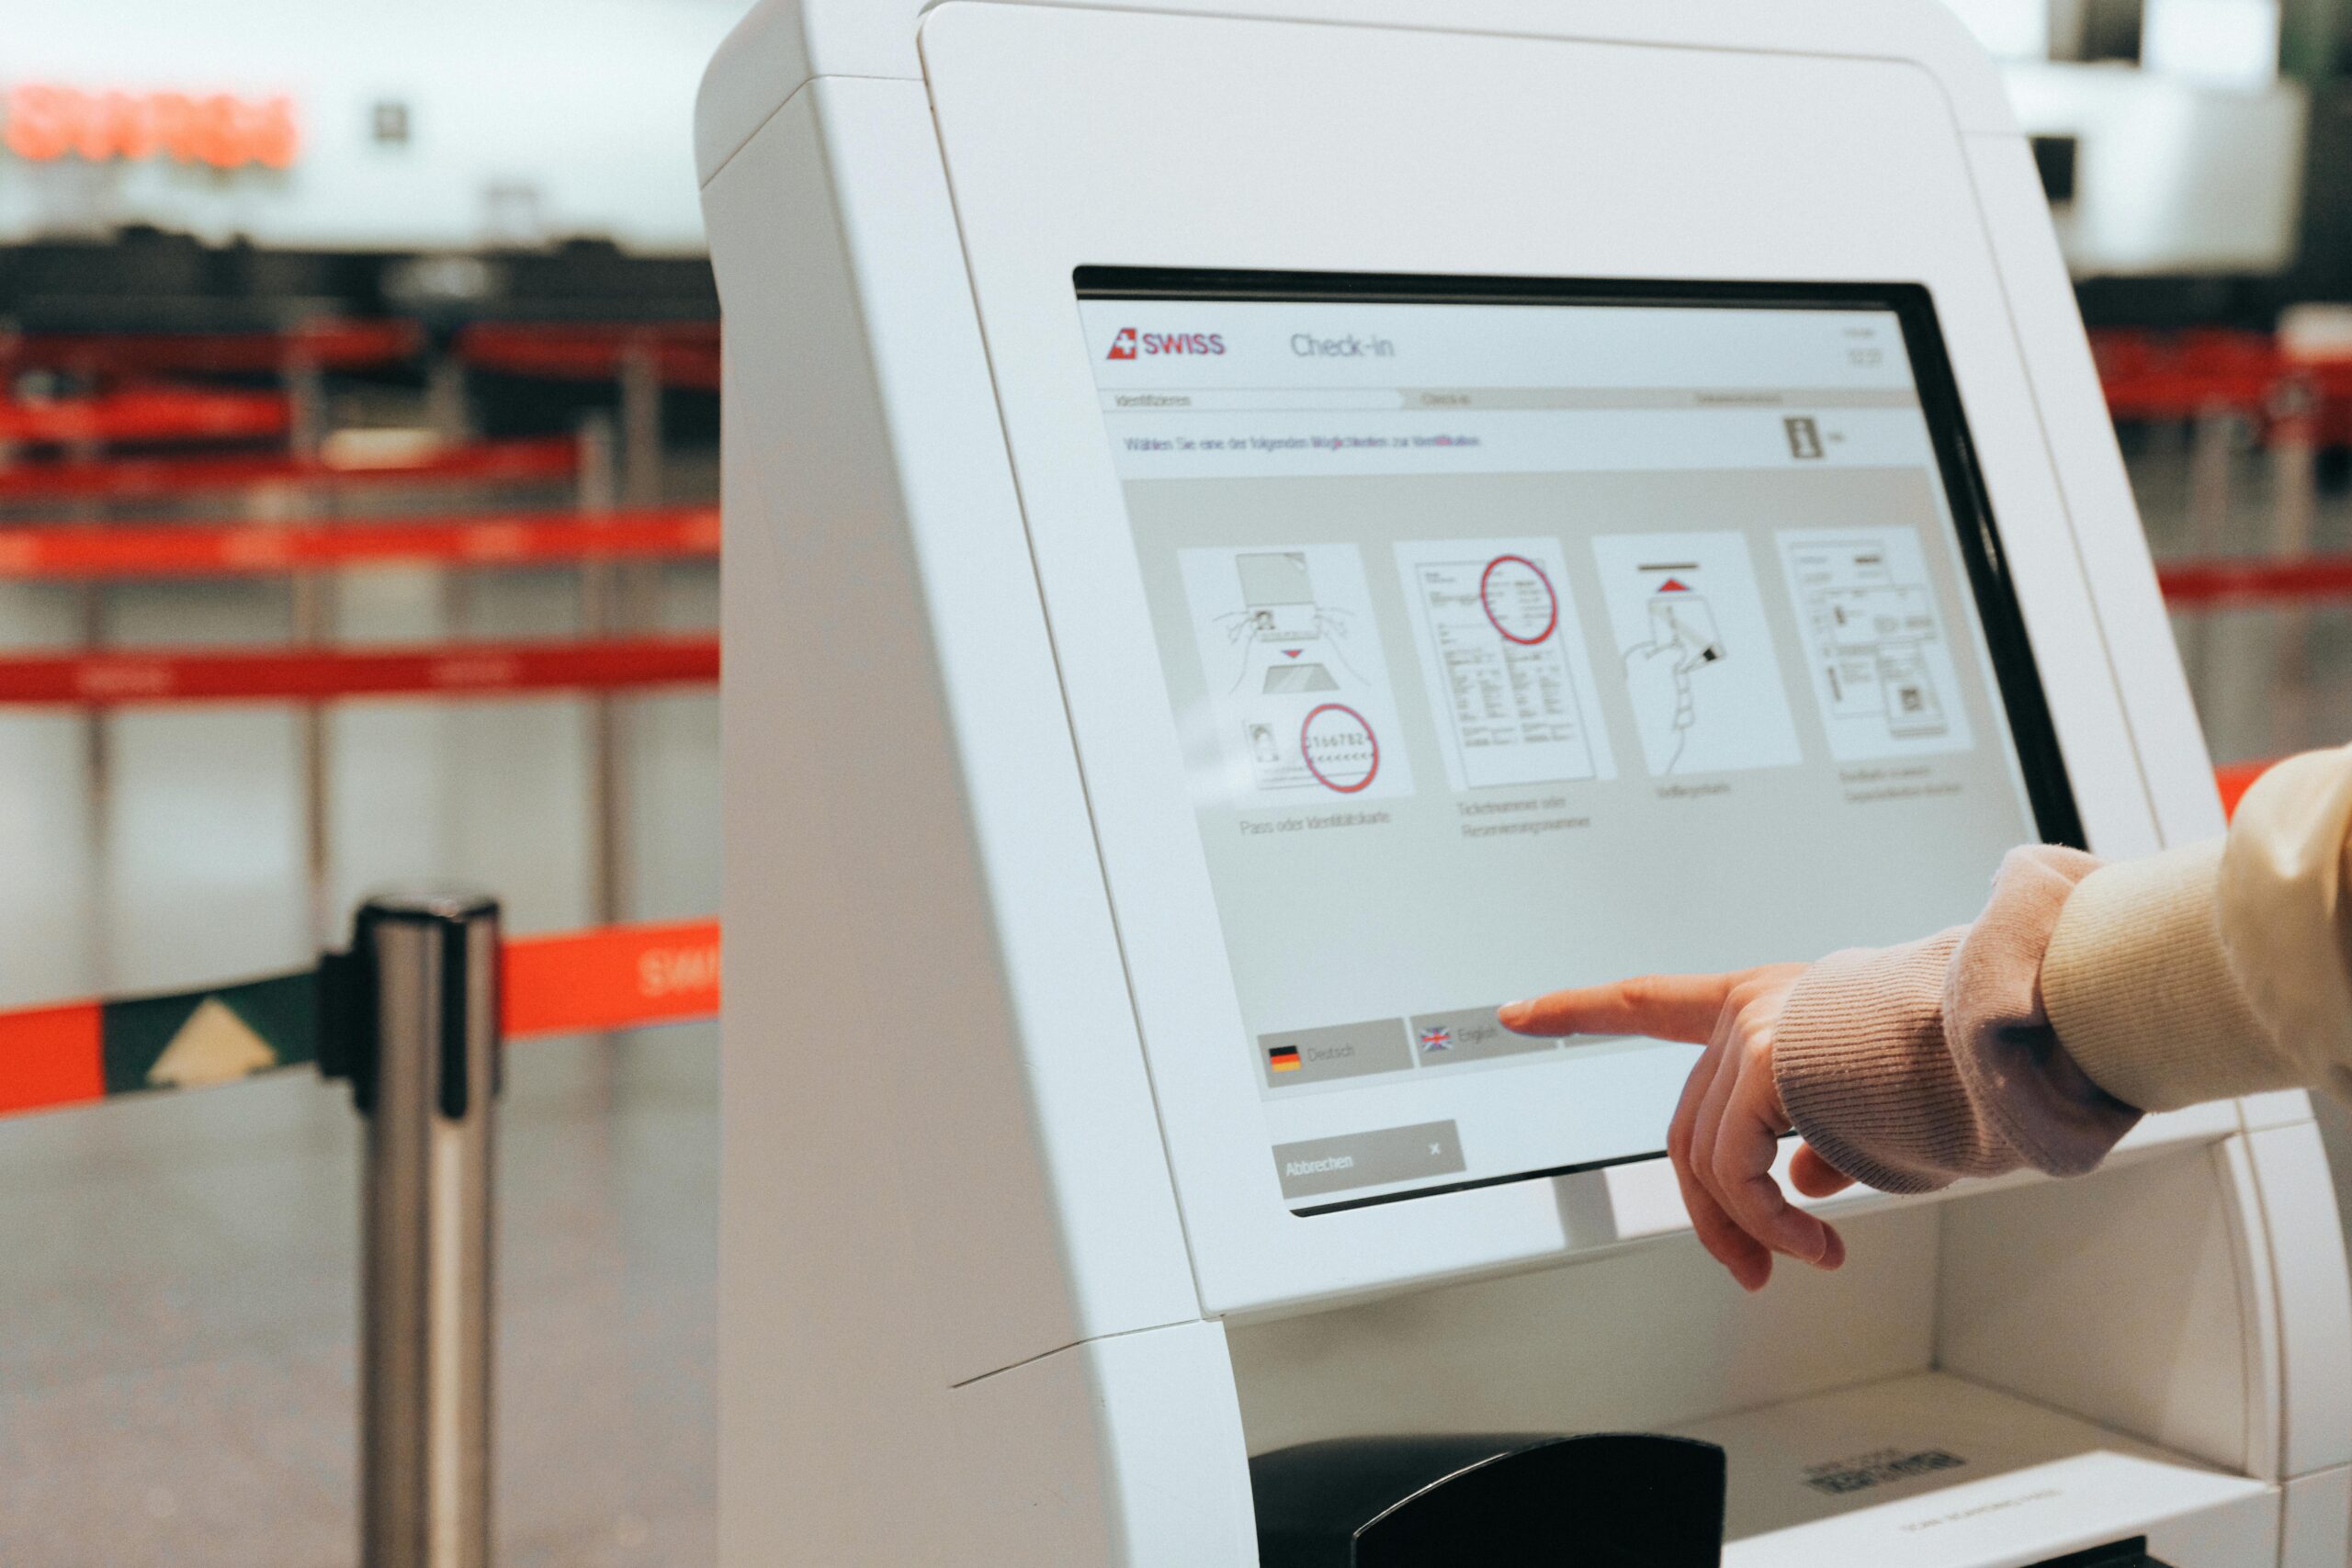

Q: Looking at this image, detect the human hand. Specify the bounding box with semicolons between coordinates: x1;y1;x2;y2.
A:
1499;967;1853;1292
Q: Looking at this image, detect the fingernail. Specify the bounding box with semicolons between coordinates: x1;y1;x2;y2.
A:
1498;1001;1528;1025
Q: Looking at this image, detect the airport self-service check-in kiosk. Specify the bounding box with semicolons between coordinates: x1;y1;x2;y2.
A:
696;3;2352;1562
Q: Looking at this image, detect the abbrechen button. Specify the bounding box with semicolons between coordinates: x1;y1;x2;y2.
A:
1272;1121;1466;1200
1258;1018;1412;1089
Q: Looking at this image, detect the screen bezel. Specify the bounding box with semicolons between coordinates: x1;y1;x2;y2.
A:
1077;265;2086;1213
1078;265;2085;856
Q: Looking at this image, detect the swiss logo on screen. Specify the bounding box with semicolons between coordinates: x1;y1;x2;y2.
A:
1106;327;1224;360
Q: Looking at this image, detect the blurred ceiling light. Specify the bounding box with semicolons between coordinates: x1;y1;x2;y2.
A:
2279;304;2352;365
322;428;443;468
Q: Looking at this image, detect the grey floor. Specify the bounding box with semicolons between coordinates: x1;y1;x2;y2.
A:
0;423;2345;1564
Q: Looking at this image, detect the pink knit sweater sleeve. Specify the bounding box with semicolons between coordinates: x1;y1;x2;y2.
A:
1770;845;2143;1195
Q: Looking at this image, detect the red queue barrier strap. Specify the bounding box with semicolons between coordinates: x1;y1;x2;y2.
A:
0;636;718;706
0;1000;105;1117
0;388;290;446
457;322;720;392
2158;554;2352;608
2;320;421;377
506;919;720;1038
0;435;578;503
0;506;718;580
2088;327;2352;425
2217;759;2276;819
0;917;720;1120
2099;372;2280;421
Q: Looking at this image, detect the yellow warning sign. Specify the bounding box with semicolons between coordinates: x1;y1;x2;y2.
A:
145;997;279;1089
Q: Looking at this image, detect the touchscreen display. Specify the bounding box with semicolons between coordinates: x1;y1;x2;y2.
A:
1076;272;2077;1213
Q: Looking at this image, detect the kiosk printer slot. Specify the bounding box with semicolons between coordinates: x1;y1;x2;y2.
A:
696;3;2352;1562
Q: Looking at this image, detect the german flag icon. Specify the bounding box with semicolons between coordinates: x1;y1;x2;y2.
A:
1268;1043;1303;1074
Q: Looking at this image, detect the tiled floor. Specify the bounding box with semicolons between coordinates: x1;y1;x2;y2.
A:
0;1027;715;1568
0;429;2346;1564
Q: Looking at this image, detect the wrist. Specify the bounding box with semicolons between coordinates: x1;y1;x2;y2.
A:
1772;932;1968;1196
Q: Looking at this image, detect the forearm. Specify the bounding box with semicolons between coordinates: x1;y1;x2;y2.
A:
2040;841;2297;1111
1774;846;2139;1194
1774;741;2352;1191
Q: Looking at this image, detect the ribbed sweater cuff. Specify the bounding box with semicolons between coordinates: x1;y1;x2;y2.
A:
2043;840;2296;1111
1774;932;1969;1196
1773;845;2136;1193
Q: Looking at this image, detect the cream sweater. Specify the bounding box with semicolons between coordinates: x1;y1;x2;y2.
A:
1773;743;2352;1191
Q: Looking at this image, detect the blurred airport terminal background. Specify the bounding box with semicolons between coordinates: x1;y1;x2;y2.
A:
0;0;2348;1561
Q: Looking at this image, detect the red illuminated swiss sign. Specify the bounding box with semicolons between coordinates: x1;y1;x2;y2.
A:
3;85;298;169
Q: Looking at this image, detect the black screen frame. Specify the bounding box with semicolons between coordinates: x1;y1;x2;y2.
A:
1074;265;2086;1213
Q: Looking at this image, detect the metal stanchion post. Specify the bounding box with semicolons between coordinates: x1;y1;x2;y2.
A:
620;335;663;513
67;431;112;986
2268;375;2319;756
576;415;629;927
286;345;336;941
2181;402;2237;705
617;330;665;657
426;354;475;639
320;892;502;1568
2188;404;2238;556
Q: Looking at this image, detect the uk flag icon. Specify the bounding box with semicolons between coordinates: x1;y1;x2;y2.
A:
1419;1026;1453;1053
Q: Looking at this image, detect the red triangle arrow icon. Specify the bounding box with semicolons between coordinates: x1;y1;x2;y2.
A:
1656;578;1692;592
1283;649;1303;658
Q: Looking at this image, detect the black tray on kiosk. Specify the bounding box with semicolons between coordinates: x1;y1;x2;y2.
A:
1250;1432;1726;1567
2031;1543;2173;1568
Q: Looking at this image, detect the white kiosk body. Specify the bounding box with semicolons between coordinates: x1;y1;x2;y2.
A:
696;4;2352;1562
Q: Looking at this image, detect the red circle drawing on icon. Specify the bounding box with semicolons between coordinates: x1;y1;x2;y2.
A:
1479;554;1559;646
1300;703;1380;794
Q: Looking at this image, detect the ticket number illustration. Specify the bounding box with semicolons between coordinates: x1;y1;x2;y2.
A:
1590;531;1804;777
1178;544;1415;806
1777;527;1975;761
1393;537;1616;791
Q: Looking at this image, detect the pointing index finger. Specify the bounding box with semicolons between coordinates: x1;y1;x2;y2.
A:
1499;971;1750;1043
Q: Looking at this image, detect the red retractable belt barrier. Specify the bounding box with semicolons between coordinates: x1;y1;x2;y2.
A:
457;322;721;392
0;917;722;1119
2309;358;2352;447
1;320;420;377
0;506;719;579
0;436;578;503
2217;760;2277;819
2158;554;2352;609
2091;328;2285;421
0;387;291;446
505;919;721;1037
0;636;718;705
2091;327;2352;445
